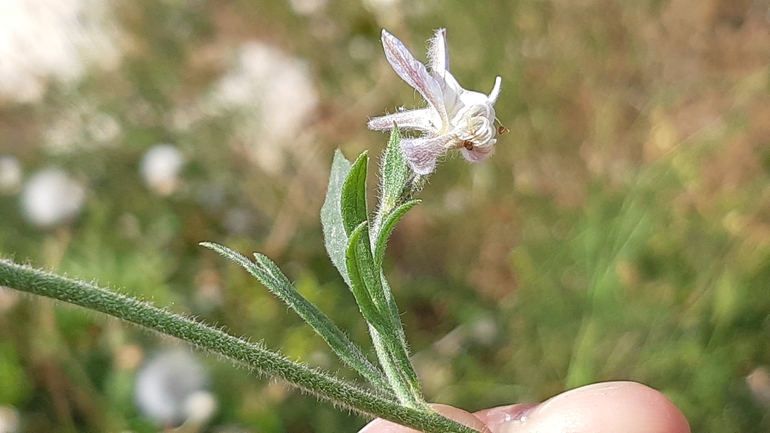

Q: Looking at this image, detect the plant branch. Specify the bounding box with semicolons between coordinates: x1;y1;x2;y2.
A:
0;259;477;433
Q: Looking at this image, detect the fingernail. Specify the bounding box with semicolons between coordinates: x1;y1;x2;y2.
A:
484;403;538;429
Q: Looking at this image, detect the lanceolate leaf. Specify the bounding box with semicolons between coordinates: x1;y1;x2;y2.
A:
341;152;370;236
378;126;411;218
345;222;389;333
374;199;421;267
377;272;419;391
321;150;353;285
345;223;422;402
200;242;391;392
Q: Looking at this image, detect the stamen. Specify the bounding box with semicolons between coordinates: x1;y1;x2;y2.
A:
494;117;509;135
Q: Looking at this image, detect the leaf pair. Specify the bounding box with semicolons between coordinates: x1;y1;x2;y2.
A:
322;127;419;279
321;128;423;405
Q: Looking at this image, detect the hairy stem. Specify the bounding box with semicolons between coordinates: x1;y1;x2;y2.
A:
0;259;476;433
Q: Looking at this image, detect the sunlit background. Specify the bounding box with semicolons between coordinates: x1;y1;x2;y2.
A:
1;0;770;431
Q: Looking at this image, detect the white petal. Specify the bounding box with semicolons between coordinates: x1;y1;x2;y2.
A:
381;30;448;125
400;134;455;175
488;76;502;104
434;71;464;118
428;28;449;74
367;109;435;132
461;141;496;162
458;89;494;108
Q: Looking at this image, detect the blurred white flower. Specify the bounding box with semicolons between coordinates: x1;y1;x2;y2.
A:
0;156;22;195
140;145;185;196
0;406;20;433
204;41;318;175
0;0;122;103
183;390;218;425
21;168;85;228
368;29;502;175
134;350;215;427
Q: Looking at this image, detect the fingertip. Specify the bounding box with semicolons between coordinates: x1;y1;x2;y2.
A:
473;404;538;427
479;382;690;433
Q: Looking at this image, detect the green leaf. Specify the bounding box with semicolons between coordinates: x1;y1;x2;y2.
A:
378;126;411;217
345;222;389;332
341;151;370;236
345;224;422;404
378;272;405;342
321;150;353;285
200;242;391;392
374;199;420;267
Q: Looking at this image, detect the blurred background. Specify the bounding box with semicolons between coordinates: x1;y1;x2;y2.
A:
1;0;769;431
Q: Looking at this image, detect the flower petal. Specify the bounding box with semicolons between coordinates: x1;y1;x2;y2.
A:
488;76;502;104
400;134;455;175
427;29;464;115
367;109;435;132
428;28;449;74
460;140;496;162
381;30;448;125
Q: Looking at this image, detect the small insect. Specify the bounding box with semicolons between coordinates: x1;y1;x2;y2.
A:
497;125;510;135
462;140;474;150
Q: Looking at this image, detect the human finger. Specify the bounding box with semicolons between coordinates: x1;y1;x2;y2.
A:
474;381;690;433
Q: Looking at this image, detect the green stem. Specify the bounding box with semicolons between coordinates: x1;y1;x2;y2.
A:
0;259;477;433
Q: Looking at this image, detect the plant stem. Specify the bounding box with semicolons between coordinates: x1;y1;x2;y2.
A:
0;259;477;433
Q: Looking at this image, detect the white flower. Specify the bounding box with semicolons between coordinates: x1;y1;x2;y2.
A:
134;350;214;426
0;0;122;103
368;29;502;175
204;41;318;175
140;144;185;196
21;168;85;228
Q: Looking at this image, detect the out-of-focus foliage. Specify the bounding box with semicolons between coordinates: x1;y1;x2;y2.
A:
1;0;769;432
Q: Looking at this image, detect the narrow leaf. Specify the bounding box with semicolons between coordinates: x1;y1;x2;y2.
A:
200;242;391;392
374;199;420;267
378;126;411;217
379;273;406;344
369;324;424;408
321;150;353;284
345;225;422;401
377;272;420;393
341;152;370;236
345;222;389;333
